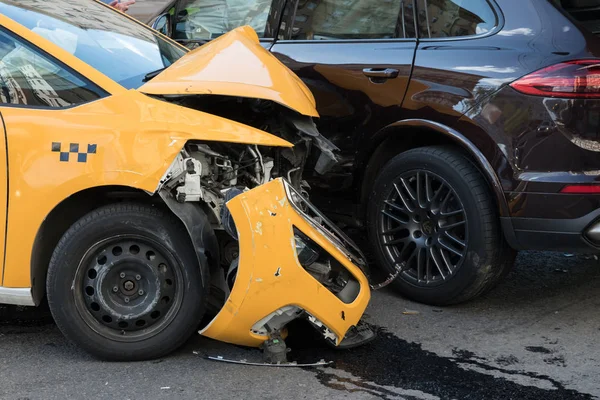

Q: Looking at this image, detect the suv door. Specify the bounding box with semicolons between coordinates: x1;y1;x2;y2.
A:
271;0;418;200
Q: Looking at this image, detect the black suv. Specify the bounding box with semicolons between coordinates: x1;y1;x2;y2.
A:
145;0;600;305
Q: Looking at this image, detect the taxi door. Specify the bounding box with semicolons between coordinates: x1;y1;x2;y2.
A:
0;112;6;286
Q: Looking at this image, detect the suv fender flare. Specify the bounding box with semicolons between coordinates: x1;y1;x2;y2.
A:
382;119;510;218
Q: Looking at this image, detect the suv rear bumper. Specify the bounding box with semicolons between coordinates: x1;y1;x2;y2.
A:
502;209;600;253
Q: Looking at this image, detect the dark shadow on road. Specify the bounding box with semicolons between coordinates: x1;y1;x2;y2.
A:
285;320;594;400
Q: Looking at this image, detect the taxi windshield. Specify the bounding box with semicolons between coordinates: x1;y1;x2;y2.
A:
0;0;187;89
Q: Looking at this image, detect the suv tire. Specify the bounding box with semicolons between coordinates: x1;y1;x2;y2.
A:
367;145;515;305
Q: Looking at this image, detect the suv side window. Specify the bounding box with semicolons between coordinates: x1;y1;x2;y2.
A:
289;0;415;40
416;0;496;38
174;0;275;41
0;29;104;108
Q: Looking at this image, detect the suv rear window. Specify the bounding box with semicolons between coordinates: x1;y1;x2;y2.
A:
556;0;600;34
416;0;496;38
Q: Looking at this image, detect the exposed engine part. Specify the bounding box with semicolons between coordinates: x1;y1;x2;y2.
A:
193;143;226;158
287;166;301;183
160;141;280;224
305;314;376;349
246;145;262;185
202;190;223;222
263;158;274;185
176;158;203;202
155;95;341;189
260;331;290;364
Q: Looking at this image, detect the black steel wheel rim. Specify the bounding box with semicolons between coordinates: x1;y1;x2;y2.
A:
74;235;184;342
378;170;468;287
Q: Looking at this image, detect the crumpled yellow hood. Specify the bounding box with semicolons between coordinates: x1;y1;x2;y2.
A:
139;26;318;118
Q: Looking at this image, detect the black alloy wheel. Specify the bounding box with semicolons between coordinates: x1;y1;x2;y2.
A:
379;170;468;286
368;146;515;306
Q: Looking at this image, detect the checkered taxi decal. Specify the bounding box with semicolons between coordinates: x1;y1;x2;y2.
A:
52;142;97;163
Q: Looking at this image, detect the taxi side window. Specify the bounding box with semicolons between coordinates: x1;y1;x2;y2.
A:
415;0;497;38
0;29;104;108
174;0;274;41
289;0;414;40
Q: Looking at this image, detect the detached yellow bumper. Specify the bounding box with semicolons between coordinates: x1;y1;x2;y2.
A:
200;178;371;347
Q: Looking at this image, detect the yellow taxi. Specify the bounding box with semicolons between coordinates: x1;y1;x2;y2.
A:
0;0;372;361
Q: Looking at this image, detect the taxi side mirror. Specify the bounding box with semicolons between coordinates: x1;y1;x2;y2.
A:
152;13;172;37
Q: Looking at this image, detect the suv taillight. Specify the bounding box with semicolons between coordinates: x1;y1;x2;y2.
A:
510;60;600;98
560;184;600;194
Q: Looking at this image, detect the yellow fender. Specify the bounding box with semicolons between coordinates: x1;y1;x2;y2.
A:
1;90;290;287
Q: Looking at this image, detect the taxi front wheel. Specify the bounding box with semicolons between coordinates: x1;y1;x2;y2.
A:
46;203;209;361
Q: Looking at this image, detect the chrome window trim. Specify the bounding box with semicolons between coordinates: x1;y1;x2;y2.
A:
415;0;505;42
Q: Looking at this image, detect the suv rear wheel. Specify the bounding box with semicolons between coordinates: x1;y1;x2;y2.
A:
367;146;515;305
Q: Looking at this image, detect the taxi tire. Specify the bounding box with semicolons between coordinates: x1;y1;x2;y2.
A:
46;203;208;361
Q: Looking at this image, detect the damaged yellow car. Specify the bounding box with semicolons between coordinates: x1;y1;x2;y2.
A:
0;0;378;361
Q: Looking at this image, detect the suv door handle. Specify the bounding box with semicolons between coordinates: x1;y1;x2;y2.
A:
362;68;399;79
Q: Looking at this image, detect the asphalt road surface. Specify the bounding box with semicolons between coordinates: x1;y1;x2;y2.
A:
1;251;599;400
